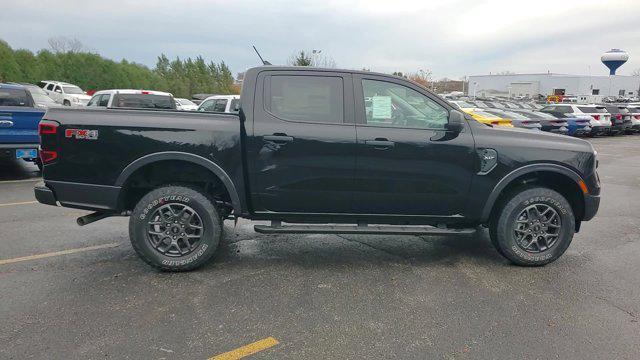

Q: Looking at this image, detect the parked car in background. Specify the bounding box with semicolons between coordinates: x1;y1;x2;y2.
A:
477;101;568;134
0;83;44;170
627;105;640;133
470;105;541;130
540;104;611;136
197;95;240;113
87;90;176;110
38;81;91;107
462;108;513;127
10;83;57;109
602;104;632;135
175;98;199;111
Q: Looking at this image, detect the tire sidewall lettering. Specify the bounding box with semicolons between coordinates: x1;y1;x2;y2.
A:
140;195;191;220
161;243;208;266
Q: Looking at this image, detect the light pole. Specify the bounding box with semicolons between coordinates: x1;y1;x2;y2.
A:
472;81;478;99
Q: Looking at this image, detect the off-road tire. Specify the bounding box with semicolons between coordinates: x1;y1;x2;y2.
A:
490;187;575;266
129;186;222;271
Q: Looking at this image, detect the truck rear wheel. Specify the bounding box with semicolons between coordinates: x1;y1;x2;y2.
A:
129;186;222;271
490;187;575;266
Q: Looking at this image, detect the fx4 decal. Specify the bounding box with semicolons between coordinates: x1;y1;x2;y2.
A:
65;128;99;140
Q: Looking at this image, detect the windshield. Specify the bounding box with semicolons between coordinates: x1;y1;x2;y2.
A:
25;86;56;104
0;88;29;106
177;99;196;106
468;110;502;120
529;111;556;120
453;101;474;108
578;106;606;113
500;111;529;120
63;86;84;95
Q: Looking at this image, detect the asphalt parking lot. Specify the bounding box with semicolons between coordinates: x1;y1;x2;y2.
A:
1;135;639;360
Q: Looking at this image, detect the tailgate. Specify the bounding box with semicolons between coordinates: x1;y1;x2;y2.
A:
0;107;44;144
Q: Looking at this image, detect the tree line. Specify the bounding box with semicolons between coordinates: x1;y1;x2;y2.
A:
0;38;238;98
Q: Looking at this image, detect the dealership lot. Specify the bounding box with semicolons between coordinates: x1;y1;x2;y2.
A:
1;136;639;359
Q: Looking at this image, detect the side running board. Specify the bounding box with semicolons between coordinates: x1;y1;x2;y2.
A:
254;222;476;236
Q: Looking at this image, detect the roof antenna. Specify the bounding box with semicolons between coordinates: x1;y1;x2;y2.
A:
253;45;271;65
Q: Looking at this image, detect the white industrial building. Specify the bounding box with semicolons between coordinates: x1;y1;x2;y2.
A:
467;73;640;100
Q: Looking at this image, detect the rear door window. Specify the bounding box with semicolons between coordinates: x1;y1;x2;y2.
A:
212;99;228;112
98;94;110;107
267;75;344;124
229;98;240;113
198;99;215;111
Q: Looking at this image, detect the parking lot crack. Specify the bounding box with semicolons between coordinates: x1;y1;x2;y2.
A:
594;295;638;321
334;234;408;261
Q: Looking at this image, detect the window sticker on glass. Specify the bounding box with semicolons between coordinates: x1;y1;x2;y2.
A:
371;96;392;119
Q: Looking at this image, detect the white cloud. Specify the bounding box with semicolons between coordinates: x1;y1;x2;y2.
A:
1;0;639;78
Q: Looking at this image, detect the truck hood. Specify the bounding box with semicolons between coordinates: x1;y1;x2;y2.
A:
487;124;593;153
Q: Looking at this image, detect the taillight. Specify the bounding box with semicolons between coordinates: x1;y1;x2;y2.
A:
615;114;622;120
40;150;58;163
592;115;600;120
634;115;640;120
39;122;57;135
38;120;59;165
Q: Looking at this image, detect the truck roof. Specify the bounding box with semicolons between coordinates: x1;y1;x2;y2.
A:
0;83;27;90
92;89;173;96
247;66;406;79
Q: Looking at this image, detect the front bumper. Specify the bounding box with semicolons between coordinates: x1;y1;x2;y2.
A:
583;193;600;221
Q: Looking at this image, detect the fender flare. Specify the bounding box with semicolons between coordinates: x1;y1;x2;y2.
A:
116;151;242;214
480;163;585;222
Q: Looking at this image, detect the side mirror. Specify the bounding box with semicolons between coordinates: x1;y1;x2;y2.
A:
446;109;465;132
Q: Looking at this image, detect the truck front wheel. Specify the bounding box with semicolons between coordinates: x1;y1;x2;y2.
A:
129;186;222;271
490;187;575;266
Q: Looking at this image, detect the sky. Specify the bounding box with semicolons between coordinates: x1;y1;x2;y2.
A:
2;0;640;79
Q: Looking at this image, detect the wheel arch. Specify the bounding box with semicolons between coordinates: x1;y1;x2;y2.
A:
481;163;586;228
115;151;241;214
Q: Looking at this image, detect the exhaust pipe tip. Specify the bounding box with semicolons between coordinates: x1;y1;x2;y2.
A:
76;211;113;226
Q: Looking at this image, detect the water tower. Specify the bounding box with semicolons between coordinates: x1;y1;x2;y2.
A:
601;49;629;75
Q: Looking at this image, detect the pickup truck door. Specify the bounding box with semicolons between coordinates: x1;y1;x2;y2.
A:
352;74;476;217
247;71;356;214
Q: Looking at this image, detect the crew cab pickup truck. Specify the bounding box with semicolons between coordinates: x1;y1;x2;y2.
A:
35;67;601;271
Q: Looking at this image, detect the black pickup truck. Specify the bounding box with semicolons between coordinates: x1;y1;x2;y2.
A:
35;66;600;271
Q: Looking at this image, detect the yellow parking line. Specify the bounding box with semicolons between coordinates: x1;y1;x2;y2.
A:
0;178;41;184
209;337;280;360
0;243;121;265
0;200;38;207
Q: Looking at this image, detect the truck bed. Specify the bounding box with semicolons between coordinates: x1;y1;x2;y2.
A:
39;107;245;211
